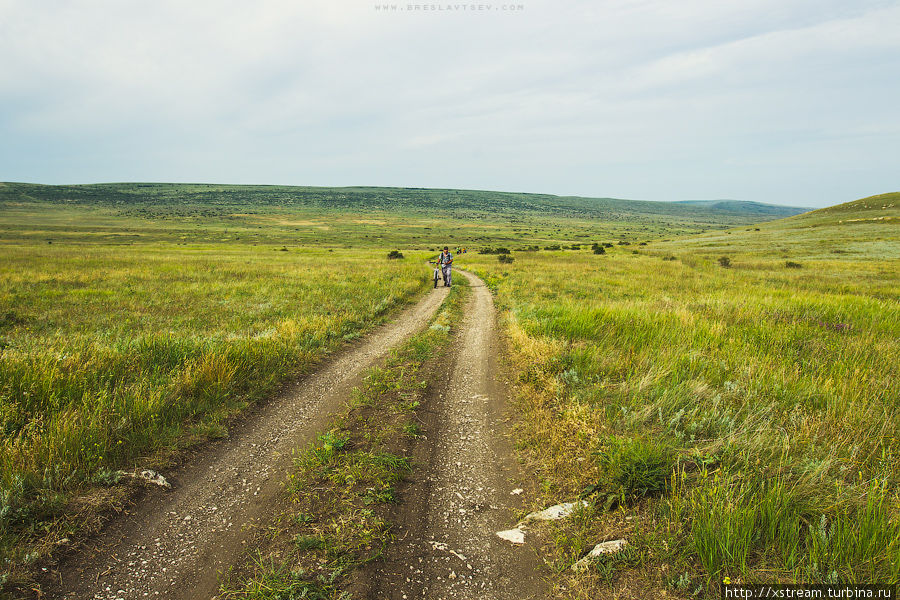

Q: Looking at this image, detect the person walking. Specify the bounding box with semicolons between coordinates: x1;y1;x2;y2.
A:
438;246;453;287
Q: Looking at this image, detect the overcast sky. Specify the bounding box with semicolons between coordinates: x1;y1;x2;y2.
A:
1;1;898;207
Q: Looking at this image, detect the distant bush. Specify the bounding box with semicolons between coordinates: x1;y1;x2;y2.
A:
479;247;510;255
603;242;614;248
568;244;581;250
718;256;732;268
639;242;647;246
593;246;605;255
387;250;404;259
785;261;802;269
544;244;561;251
498;254;514;264
663;255;677;261
618;241;631;246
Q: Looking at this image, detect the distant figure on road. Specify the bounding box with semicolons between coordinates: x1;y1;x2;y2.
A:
438;246;453;287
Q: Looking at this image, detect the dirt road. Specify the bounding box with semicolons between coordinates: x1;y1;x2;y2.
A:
44;287;449;600
43;270;545;600
363;270;547;599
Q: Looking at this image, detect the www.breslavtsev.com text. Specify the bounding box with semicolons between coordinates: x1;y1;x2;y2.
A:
375;4;526;11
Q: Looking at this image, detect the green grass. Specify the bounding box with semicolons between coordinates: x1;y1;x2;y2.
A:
0;243;430;574
218;553;343;600
458;193;899;596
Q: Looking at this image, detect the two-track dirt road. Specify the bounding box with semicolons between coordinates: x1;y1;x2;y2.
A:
42;270;546;600
362;270;546;600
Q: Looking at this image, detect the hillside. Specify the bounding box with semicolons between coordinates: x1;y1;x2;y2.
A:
675;199;809;217
650;192;900;260
780;191;899;226
0;182;807;247
1;182;806;220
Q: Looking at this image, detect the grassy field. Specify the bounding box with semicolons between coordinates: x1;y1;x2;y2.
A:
0;182;806;248
0;182;800;587
0;181;894;596
0;243;430;573
459;193;899;596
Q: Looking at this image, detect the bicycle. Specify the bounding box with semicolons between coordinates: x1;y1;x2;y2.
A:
429;261;441;288
429;261;450;288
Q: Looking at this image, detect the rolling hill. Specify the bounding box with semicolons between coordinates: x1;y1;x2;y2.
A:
1;182;806;221
0;182;810;247
651;192;900;260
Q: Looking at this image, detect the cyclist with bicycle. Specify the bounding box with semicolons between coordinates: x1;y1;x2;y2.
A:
438;246;453;287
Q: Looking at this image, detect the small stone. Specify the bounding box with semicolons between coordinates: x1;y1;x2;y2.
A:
521;500;589;522
572;539;628;571
496;527;526;544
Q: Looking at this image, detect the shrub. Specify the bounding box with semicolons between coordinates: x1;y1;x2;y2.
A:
593;246;605;255
498;254;514;264
785;261;802;269
595;436;674;505
662;255;677;261
386;250;404;259
718;256;732;268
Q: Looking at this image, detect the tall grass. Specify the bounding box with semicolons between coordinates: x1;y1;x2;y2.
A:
461;224;899;594
0;244;428;562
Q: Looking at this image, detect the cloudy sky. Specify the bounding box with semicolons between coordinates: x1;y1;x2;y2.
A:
1;1;898;207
